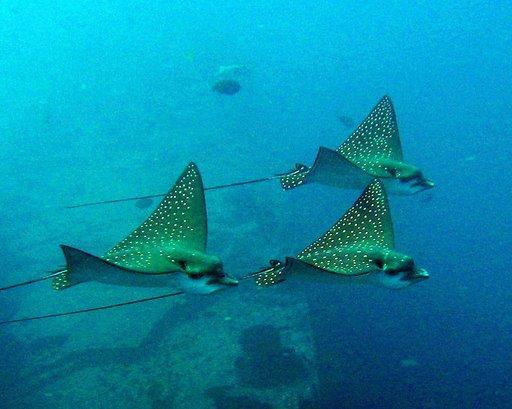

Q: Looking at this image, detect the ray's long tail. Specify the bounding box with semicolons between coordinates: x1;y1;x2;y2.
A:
0;269;66;291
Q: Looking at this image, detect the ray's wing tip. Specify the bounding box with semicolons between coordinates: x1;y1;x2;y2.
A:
59;244;80;258
377;95;394;109
59;244;71;251
186;161;199;171
375;95;395;116
59;244;72;258
183;162;203;184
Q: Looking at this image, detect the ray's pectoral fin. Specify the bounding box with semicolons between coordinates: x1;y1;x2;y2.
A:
103;163;209;272
305;147;375;189
53;245;178;290
53;245;122;290
337;95;404;176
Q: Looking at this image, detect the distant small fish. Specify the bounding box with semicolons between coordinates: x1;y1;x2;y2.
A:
212;79;241;95
400;358;419;368
338;114;355;128
135;197;154;209
184;50;195;63
216;64;248;78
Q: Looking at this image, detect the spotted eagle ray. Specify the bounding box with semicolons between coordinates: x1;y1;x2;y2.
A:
0;177;426;325
52;162;238;294
65;96;433;209
255;179;429;289
280;96;434;195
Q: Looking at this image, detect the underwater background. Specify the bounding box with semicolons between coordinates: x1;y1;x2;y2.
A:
1;1;511;408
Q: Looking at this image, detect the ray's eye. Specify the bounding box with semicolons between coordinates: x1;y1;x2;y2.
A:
374;259;384;269
385;167;398;177
177;260;187;270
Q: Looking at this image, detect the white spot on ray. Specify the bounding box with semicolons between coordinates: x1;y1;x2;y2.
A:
280;171;307;189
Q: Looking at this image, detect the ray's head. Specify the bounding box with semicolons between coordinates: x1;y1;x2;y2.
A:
395;167;434;194
177;270;239;295
175;252;238;294
381;161;434;195
370;250;429;289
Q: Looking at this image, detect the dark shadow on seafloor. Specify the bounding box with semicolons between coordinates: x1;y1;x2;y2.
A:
295;286;382;409
206;386;274;409
146;380;176;409
234;324;308;389
299;286;358;409
37;294;212;373
0;333;70;408
2;294;213;407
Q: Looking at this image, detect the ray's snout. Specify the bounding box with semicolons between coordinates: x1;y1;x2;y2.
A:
411;176;434;192
411;268;429;281
218;275;239;286
209;267;239;286
424;179;435;188
419;178;435;190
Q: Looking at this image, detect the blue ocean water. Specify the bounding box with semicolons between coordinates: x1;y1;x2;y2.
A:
1;1;511;408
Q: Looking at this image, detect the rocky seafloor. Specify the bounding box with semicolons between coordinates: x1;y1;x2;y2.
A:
3;282;319;409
